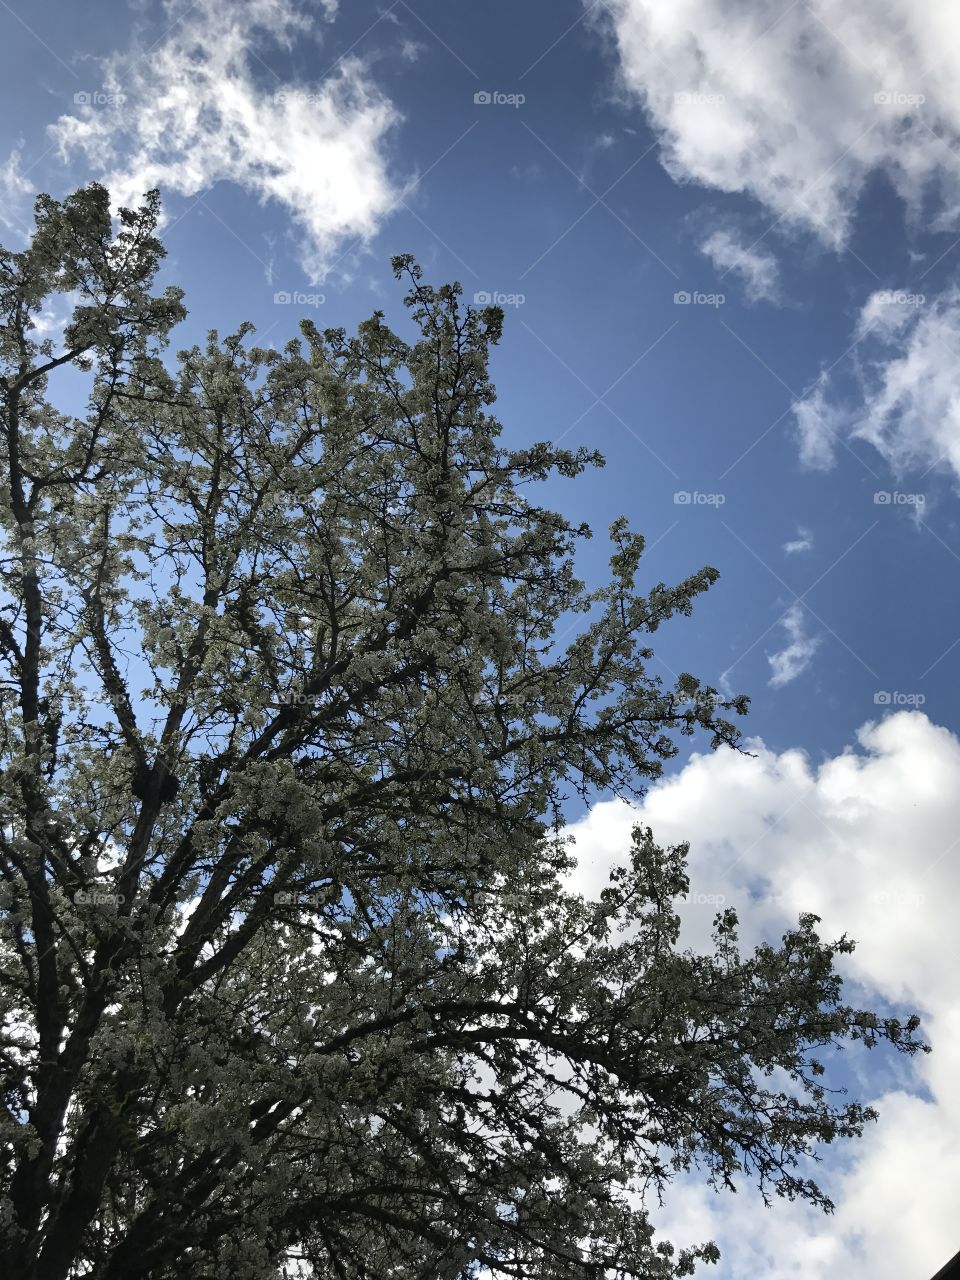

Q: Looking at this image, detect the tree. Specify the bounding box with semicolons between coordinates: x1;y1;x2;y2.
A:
0;185;925;1280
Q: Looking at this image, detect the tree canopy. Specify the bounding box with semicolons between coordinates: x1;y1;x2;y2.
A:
0;185;925;1280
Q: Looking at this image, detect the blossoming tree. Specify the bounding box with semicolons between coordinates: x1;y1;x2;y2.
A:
0;186;924;1280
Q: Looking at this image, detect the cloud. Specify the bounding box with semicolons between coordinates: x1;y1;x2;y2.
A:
700;227;780;302
0;148;32;235
792;287;960;479
565;710;960;1279
793;371;846;470
767;601;821;687
783;527;814;554
49;0;403;282
593;0;960;244
848;288;960;476
399;38;426;63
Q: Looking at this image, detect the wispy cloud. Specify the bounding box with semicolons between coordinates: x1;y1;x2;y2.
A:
792;287;960;479
0;148;32;235
783;527;813;555
49;0;403;282
767;602;820;687
793;371;844;471
700;227;780;303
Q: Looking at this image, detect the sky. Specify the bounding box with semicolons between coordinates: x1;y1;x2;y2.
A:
1;0;958;1275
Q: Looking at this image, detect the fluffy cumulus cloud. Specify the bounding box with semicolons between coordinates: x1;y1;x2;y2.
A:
700;227;780;302
792;286;960;478
593;0;960;244
49;0;402;281
767;601;821;687
566;710;960;1279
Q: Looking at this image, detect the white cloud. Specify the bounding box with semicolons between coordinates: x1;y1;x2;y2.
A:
849;289;960;476
593;0;960;244
49;0;403;282
792;287;960;479
793;371;846;471
399;38;426;62
565;710;960;1279
783;526;814;554
700;227;780;302
0;148;32;235
767;601;821;687
30;294;78;342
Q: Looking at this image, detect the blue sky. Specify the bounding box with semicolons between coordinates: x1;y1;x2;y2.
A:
2;1;959;1276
